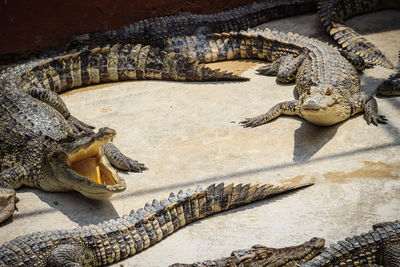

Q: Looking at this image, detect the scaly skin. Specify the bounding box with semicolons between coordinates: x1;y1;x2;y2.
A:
0;0;316;67
377;52;400;96
0;0;398;69
317;0;398;69
0;43;245;224
300;220;400;266
170;238;325;267
70;0;397;70
67;0;316;49
0;182;313;266
165;29;387;127
171;220;400;267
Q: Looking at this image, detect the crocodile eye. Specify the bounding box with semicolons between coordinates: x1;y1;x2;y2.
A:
326;89;332;95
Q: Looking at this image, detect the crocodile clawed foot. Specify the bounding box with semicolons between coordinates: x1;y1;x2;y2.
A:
256;63;276;76
126;158;148;172
365;114;387;126
239;118;260;128
0;188;16;224
67;115;95;134
103;142;148;172
364;97;388;126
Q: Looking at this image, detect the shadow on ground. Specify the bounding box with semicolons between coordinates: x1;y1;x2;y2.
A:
15;188;120;226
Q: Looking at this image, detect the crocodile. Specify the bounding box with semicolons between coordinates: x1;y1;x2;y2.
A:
377;52;400;96
0;182;313;266
164;29;387;127
169;238;325;267
171;220;400;267
1;0;398;70
67;0;397;69
0;0;317;67
0;43;245;224
67;0;316;50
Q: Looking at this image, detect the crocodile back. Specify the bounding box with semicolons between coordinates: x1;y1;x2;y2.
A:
248;29;361;97
0;81;71;148
166;29;361;97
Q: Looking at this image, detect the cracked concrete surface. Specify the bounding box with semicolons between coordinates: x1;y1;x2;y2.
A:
1;10;400;267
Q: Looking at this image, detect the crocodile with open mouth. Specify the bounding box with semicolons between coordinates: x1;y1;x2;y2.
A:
0;43;245;224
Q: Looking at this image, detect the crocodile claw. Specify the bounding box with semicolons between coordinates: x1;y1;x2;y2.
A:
67;115;95;134
364;97;387;126
256;63;276;76
102;142;148;172
125;158;148;172
365;114;387;126
240;118;259;128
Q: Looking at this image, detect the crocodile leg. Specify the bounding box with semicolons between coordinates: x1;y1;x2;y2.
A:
358;95;388;126
0;169;26;224
0;139;45;223
0;187;16;224
350;94;387;125
26;87;94;134
240;100;301;128
257;49;308;84
339;49;371;70
102;142;148;172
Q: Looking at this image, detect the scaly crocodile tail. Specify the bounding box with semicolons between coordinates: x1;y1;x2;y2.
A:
165;30;305;64
317;0;394;69
15;43;246;94
68;0;316;49
0;182;312;266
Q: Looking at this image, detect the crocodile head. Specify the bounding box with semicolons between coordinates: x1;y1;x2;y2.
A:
229;237;325;266
48;127;126;200
299;86;350;126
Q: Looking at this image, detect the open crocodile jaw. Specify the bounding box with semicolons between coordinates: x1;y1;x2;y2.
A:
50;137;126;200
66;139;117;186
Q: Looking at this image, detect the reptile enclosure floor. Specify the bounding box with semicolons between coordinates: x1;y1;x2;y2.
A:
1;11;400;266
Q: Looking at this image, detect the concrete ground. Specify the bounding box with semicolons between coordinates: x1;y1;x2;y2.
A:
1;10;400;267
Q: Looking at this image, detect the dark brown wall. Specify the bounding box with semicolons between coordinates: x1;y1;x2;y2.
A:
0;0;254;56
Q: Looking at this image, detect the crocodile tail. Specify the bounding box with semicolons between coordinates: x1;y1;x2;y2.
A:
67;13;194;50
0;182;312;266
122;182;313;258
165;31;302;64
207;0;316;32
317;0;394;69
67;0;317;50
15;43;246;93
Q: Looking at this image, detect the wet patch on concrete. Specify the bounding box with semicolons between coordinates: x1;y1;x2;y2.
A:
324;161;400;183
